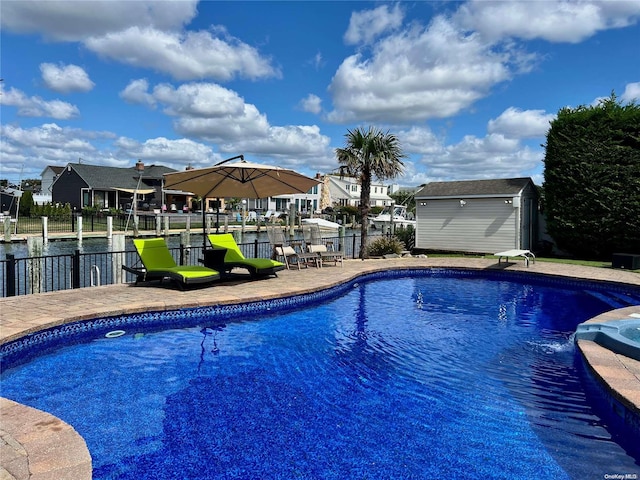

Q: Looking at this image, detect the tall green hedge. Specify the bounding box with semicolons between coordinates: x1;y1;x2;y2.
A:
543;95;640;259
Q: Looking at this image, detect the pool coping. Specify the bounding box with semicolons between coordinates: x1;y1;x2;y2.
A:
1;256;639;480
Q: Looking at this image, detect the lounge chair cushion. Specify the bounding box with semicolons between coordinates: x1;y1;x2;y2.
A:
130;238;220;286
207;234;285;277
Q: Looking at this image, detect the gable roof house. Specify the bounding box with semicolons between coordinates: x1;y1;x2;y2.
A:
415;177;539;254
41;166;66;195
52;161;176;211
326;174;393;208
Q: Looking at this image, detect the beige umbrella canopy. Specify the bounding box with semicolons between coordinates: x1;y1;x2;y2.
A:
163;160;320;199
163;158;321;246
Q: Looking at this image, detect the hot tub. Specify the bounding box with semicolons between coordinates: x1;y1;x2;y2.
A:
575;318;640;361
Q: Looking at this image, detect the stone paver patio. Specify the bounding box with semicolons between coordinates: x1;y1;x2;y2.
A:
1;257;639;480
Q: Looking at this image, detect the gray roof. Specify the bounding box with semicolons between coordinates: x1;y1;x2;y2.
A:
69;163;176;189
416;177;534;198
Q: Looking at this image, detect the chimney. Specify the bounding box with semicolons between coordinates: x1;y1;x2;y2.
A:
135;160;144;172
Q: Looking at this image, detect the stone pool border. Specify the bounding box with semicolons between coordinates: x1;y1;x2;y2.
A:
1;257;639;480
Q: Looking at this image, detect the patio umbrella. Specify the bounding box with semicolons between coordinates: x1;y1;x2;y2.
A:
163;158;321;248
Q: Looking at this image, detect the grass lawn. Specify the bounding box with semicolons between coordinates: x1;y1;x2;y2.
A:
427;252;640;273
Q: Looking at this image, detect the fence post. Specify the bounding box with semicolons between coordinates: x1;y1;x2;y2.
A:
72;249;81;289
112;234;125;284
42;216;49;243
72;212;76;232
3;217;12;242
6;254;16;297
254;239;258;258
352;233;357;259
180;232;191;265
27;237;44;294
107;216;113;239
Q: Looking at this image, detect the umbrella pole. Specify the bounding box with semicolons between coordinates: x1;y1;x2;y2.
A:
216;197;220;234
202;203;207;251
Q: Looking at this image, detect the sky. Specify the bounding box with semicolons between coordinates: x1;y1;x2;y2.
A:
1;0;639;189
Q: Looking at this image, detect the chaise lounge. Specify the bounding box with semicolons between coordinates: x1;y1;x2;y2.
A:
206;233;285;278
495;249;536;267
123;238;220;288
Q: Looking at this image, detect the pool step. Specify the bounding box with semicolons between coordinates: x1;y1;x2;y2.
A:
586;290;640;309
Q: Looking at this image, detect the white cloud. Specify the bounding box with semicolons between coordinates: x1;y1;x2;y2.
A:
0;85;80;119
120;79;156;108
621;81;640;103
328;16;517;123
344;4;404;45
0;123;101;177
453;0;640;43
40;63;95;94
152;83;247;119
416;133;543;181
113;137;219;169
0;0;198;41
397;126;444;156
299;94;322;114
487;107;555;139
85;26;280;82
118;80;333;164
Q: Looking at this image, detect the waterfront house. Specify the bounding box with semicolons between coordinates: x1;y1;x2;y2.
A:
52;161;176;211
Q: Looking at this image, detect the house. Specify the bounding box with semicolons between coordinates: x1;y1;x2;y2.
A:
52;161;176;211
415;177;539;253
326;174;392;208
243;175;322;215
41;166;66;195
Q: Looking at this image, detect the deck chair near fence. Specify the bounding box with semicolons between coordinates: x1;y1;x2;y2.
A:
302;224;344;267
205;233;285;278
266;225;319;269
123;238;220;289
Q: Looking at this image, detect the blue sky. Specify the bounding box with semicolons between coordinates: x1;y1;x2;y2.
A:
1;1;639;188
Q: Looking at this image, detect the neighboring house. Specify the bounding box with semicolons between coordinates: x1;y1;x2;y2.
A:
0;188;20;216
245;174;322;215
326;174;392;207
415;177;539;253
41;166;66;195
52;161;176;211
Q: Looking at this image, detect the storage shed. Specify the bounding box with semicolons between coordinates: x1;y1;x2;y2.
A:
415;177;539;254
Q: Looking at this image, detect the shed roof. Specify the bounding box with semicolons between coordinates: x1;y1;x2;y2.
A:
416;177;535;198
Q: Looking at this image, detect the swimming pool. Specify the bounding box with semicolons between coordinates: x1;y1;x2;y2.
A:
2;269;640;479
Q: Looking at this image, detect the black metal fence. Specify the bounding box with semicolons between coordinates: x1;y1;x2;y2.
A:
1;234;366;297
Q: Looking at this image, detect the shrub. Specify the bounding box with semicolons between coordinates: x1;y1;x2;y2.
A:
365;235;404;256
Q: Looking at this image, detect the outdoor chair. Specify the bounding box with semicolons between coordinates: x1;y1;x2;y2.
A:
205;233;285;278
302;224;344;267
123;238;220;289
266;225;320;269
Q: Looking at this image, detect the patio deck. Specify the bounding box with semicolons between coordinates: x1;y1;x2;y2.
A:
1;256;639;480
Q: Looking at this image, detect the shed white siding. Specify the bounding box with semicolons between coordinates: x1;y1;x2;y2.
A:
416;198;519;253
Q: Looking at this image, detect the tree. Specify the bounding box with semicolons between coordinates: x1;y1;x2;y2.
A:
18;190;34;217
336;127;406;259
543;94;640;259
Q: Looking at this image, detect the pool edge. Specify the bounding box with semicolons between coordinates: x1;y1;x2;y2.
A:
1;257;639;479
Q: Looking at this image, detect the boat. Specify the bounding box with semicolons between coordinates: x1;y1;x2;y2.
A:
369;205;416;229
301;217;342;236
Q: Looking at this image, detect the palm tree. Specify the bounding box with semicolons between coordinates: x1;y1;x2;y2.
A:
335;126;406;259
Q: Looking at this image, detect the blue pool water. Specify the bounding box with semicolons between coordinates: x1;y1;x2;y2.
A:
2;270;640;479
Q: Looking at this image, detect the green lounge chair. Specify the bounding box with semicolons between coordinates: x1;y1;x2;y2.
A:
205;233;285;278
123;238;220;288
